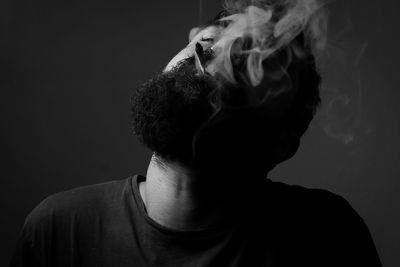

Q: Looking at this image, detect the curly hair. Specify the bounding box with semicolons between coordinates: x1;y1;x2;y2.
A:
131;48;320;171
130;58;217;164
131;13;321;171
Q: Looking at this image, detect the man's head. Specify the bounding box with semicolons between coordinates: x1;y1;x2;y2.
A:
131;3;322;177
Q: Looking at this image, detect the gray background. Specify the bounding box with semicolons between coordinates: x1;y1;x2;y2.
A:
1;0;399;266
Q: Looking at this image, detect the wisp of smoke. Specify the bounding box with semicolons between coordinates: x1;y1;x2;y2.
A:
201;0;327;105
164;0;327;109
318;42;369;145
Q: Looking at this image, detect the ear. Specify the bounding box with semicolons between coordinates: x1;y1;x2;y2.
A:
189;27;202;42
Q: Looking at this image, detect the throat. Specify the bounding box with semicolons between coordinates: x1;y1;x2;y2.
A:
139;155;246;230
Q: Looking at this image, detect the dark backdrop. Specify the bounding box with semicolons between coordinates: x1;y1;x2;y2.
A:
1;0;399;266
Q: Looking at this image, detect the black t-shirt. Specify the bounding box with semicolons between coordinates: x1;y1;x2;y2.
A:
10;175;381;267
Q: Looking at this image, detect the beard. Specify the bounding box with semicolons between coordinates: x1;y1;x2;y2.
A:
131;52;310;179
131;57;217;165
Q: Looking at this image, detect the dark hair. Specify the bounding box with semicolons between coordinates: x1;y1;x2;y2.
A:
131;12;321;172
131;49;320;171
130;58;217;164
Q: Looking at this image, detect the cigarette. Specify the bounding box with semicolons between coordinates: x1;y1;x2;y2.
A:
195;42;206;74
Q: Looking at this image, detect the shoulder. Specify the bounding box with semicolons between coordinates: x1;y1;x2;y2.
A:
25;177;132;228
11;177;137;265
265;179;367;230
256;178;369;243
263;179;354;215
258;179;382;266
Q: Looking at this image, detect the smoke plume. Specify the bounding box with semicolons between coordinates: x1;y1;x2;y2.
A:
201;0;327;106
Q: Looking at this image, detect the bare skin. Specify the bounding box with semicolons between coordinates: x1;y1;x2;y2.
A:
139;154;261;230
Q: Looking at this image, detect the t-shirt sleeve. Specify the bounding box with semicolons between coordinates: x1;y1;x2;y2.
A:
316;191;382;267
340;198;381;266
10;204;50;267
9;194;70;267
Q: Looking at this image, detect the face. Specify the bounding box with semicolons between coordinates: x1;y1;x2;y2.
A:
164;25;223;72
164;21;298;113
149;16;310;175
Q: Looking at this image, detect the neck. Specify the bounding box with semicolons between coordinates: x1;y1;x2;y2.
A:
140;154;254;230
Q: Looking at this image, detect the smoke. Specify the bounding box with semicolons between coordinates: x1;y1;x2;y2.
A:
164;1;327;109
202;0;327;103
318;42;370;145
164;0;370;146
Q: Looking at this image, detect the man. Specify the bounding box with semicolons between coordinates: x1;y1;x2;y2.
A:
11;2;381;266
